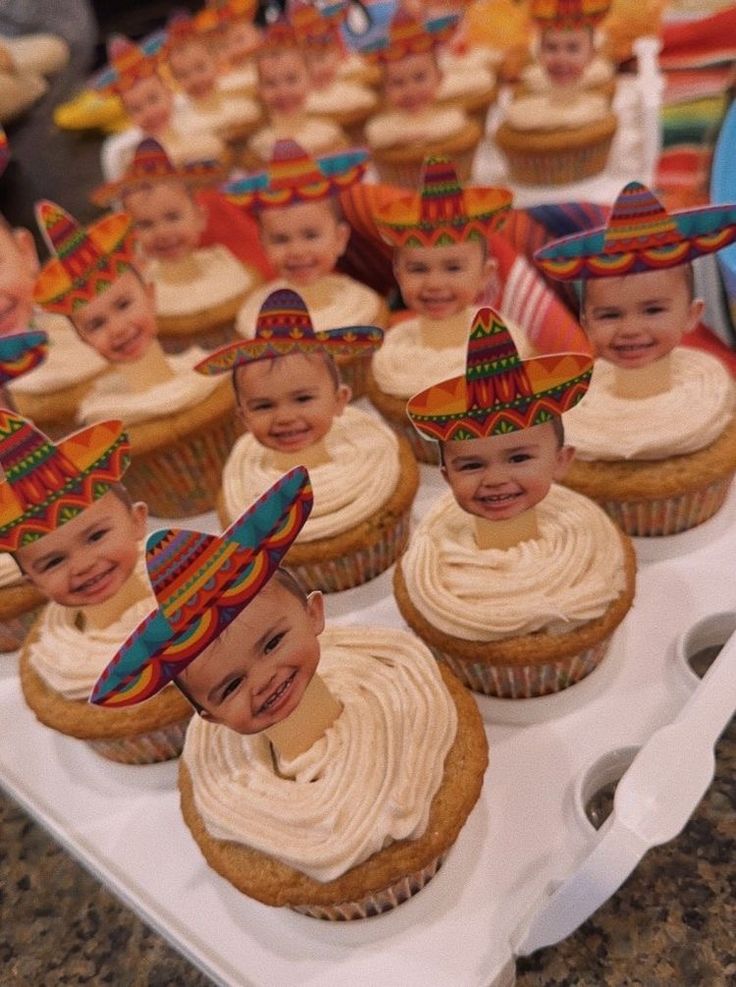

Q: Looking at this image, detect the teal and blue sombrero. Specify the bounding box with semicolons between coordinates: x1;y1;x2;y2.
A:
0;331;48;387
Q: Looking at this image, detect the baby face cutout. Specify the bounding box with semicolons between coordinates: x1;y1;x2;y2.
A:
0;223;38;336
169;40;219;101
14;489;147;608
235;350;350;454
581;266;704;369
306;43;341;89
258;200;350;286
257;48;310;117
177;576;324;735
395;240;495;319
225;19;261;67
121;74;174;136
72;268;158;364
538;26;595;87
383;50;441;114
125;182;206;263
441;420;574;521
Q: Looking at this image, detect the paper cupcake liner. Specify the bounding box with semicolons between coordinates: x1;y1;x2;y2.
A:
126;410;240;517
0;602;46;654
290;852;447;921
433;635;611;698
336;351;372;401
599;476;733;537
86;717;191;765
370;401;440;465
372;142;476;189
499;128;615;186
287;511;411;593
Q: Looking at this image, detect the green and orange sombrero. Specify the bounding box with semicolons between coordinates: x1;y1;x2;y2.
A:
407;307;593;443
33;200;136;317
0;126;9;178
0;412;129;552
361;9;459;63
289;0;347;47
92;33;167;96
0;331;48;387
89;466;313;709
92;137;226;208
196;287;383;377
374;156;512;249
530;0;611;28
223;138;368;212
534;181;736;281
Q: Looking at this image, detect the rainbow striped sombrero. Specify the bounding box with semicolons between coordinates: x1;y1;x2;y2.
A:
92;32;167;96
0;331;48;387
196;288;382;376
289;0;347;46
530;0;611;28
534;182;736;281
407;308;593;443
89;466;313;709
361;10;458;63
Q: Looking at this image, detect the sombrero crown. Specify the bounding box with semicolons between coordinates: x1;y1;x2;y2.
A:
289;0;347;46
530;0;611;28
0;413;129;552
89;466;313;709
92;138;225;208
33;200;136;317
93;33;167;95
407;308;593;442
0;331;48;387
534;181;736;281
361;10;459;64
195;288;383;376
374;156;512;248
257;19;301;54
223;138;368;212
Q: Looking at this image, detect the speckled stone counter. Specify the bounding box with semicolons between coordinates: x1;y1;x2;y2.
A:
1;719;733;986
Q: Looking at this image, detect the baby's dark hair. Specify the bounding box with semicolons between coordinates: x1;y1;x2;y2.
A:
232;349;341;406
438;416;565;466
579;262;695;314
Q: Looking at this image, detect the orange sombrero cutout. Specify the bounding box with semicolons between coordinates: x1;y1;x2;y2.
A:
196;287;383;376
93;33;167;96
534;181;736;281
289;0;347;46
530;0;611;28
256;18;301;54
92;137;226;208
407;307;593;443
33;201;136;317
361;9;459;63
374;156;512;249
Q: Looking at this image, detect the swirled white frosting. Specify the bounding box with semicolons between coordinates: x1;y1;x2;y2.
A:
306;79;377;115
26;555;155;700
365;106;468;149
248;116;345;162
565;349;735;462
222;406;400;538
77;347;222;425
160;125;227;167
505;91;609;131
182;624;457;882
371;307;532;399
439;46;503;76
438;63;495;101
149;246;254;318
0;553;24;590
236;274;382;338
174;92;259;136
521;56;614;95
8;314;106;395
219;64;257;94
401;485;626;640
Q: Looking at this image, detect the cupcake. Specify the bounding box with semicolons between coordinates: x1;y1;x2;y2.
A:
535;182;736;536
395;308;636;697
32;201;239;518
90;469;487;919
92;138;260;352
1;413;191;761
197;289;418;593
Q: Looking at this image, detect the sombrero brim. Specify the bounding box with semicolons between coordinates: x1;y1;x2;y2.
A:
0;330;48;386
362;13;459;62
407;352;593;442
195;324;384;375
375;186;513;247
91;29;167;93
534;202;736;280
91;157;226;208
89;466;313;708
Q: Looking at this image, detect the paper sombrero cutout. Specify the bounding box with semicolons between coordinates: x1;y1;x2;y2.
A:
33;200;136;317
530;0;611;28
534;182;736;281
92;138;226;208
89;466;313;708
195;288;383;376
407;308;593;443
257;19;301;53
92;32;167;95
0;331;48;387
289;0;347;45
0;412;129;552
361;9;459;63
223;139;368;212
374;156;512;248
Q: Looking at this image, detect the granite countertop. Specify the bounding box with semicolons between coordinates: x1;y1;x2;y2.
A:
1;717;733;986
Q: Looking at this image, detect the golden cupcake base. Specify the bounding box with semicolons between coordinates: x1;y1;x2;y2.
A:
366;366;439;465
10;372;107;440
0;582;46;653
370;120;482;189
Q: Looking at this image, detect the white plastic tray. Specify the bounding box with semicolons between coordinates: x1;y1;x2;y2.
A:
1;455;736;987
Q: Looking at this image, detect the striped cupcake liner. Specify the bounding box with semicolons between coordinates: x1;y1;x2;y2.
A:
287;510;411;593
0;602;46;654
433;635;611;698
336;351;373;401
86;717;191;765
126;410;240;517
599;477;733;537
291;852;446;921
501;131;615;186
